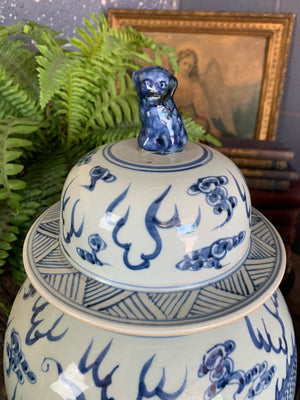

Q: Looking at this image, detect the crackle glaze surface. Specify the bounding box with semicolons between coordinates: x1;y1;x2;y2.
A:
4;281;297;399
59;139;252;292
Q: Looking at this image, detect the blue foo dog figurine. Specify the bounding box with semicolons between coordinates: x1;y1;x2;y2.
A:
133;65;187;154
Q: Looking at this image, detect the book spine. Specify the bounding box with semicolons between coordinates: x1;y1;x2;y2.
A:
245;178;290;191
218;148;294;161
240;168;299;181
230;157;287;170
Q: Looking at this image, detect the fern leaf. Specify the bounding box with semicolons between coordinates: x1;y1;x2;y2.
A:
0;38;39;98
22;20;67;46
6;150;69;284
0;68;41;120
182;116;221;146
0;19;66;47
86;73;140;135
0;21;66;112
36;38;78;109
53;64;101;146
0;203;18;270
69;13;166;73
69;13;107;59
100;122;141;144
109;24;178;73
0;118;42;209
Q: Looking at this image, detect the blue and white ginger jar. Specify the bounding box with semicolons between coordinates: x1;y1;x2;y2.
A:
4;66;297;400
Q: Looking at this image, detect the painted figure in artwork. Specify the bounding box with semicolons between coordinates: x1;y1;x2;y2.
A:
175;48;237;138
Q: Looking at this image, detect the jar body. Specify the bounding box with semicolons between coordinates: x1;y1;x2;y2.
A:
4;279;297;400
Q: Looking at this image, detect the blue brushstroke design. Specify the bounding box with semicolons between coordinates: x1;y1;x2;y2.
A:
76;148;98;166
245;292;288;355
137;355;187;400
228;169;251;226
77;233;108;266
176;231;246;271
82;165;116;191
106;185;180;270
187;175;237;229
198;340;276;400
275;339;297;400
61;176;84;244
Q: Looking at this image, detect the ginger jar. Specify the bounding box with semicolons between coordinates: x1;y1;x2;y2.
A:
4;66;297;400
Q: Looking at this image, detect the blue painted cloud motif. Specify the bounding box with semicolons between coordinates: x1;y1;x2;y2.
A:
176;231;245;271
187;175;237;228
6;329;37;386
76;148;98;166
82;165;116;191
77;233;108;266
198;340;276;400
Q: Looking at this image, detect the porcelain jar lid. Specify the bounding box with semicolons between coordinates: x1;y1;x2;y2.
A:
58;66;253;293
23;66;286;336
59;138;251;292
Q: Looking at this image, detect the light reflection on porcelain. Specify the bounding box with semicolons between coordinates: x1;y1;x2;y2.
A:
49;362;91;399
3;66;297;399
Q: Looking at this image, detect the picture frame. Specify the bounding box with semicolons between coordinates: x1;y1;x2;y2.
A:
108;9;295;140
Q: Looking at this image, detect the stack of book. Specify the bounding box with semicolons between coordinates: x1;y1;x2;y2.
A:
214;137;299;191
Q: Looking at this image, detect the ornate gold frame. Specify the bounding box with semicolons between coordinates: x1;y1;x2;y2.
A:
108;9;295;140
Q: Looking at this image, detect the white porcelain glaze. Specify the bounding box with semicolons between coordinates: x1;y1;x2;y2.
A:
25;202;284;336
4;280;296;400
59;139;252;292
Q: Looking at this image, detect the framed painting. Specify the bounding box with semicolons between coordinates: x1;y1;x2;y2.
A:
108;9;295;140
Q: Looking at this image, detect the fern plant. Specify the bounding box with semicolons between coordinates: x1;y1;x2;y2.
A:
0;13;219;289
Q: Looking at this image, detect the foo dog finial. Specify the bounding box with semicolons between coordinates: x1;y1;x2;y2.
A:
133;66;187;154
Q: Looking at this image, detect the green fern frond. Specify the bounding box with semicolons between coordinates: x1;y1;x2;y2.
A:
53;65;101;147
0;204;18;269
100;122;141;144
110;25;179;74
70;13;175;73
85;73;139;136
0;19;66;47
0;118;42;209
0;69;41;120
7;150;69;284
183;116;221;146
22;20;67;47
0;38;39;98
36;38;78;109
70;13;107;58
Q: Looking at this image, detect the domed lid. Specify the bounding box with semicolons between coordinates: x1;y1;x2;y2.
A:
58;66;252;292
59;139;251;292
23;66;286;336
